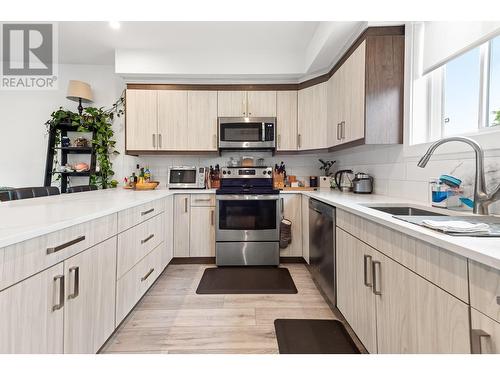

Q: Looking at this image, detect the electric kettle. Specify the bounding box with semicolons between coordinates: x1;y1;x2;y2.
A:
334;169;354;192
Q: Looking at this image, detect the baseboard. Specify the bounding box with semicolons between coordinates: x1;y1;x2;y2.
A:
280;257;307;264
170;257;216;265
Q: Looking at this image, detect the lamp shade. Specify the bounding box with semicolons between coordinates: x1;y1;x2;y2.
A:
66;80;93;103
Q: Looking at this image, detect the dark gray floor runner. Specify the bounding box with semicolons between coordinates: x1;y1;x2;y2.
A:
196;267;297;294
274;319;361;354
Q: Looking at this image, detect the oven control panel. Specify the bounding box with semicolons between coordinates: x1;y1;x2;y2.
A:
221;167;273;179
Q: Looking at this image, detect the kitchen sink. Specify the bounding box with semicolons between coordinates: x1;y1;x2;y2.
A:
367;206;448;216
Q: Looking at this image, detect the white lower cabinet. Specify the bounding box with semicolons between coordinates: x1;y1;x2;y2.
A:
280;194;302;257
471;308;500;354
63;237;117;353
336;228;470;353
173;194;191;257
336;228;377;353
189;206;216;257
0;237;118;354
161;196;174;269
0;263;64;353
116;243;163;324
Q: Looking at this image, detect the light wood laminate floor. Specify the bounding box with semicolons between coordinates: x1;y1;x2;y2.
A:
101;264;341;354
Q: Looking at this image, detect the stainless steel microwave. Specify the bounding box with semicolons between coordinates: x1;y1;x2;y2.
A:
168;166;206;189
218;117;276;150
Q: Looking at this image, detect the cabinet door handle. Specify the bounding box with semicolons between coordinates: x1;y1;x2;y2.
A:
141;268;154;282
277;134;281;148
372;260;382;295
297;134;301;148
68;266;79;300
52;275;65;311
184;197;188;213
47;235;85;254
336;123;341;140
141;234;155;244
211;209;215;226
152;134;156;148
141;208;154;216
213;134;217;148
158;133;162;148
471;329;491;354
497;296;500;305
341;121;346;139
363;255;373;287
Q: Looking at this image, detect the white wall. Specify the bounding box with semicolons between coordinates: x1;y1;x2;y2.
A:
0;64;137;188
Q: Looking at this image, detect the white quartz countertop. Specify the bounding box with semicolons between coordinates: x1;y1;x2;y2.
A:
1;188;499;270
0;188;215;249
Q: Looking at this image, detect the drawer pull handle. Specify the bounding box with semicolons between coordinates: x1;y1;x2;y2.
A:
68;266;79;300
141;208;154;216
471;329;491;354
52;275;65;311
372;261;382;296
141;234;155;244
195;198;211;202
47;235;85;254
363;254;373;287
141;268;154;282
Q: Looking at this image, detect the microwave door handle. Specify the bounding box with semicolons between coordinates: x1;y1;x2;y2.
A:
262;123;265;141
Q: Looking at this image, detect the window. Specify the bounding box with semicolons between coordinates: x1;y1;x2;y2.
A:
442;47;481;136
489;36;500;127
411;33;500;144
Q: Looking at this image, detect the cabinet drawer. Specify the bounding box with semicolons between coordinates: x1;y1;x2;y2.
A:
117;212;165;279
0;214;117;291
115;243;162;324
470;260;500;322
190;194;215;207
336;209;468;302
117;198;165;232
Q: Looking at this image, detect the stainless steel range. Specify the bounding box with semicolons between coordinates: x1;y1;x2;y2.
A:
215;166;280;266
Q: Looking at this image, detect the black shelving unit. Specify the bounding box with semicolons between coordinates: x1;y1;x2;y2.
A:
44;121;97;193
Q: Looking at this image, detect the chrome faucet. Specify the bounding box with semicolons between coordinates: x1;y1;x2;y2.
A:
417;136;500;215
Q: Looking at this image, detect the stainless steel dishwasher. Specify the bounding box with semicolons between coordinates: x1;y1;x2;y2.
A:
309;198;336;306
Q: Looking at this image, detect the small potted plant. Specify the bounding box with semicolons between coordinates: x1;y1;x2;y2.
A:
318;159;336;189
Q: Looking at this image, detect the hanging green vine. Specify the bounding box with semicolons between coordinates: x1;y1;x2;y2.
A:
45;91;125;189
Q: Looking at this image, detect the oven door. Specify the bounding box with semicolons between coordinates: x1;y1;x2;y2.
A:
218;117;275;149
168;168;198;188
216;194;280;242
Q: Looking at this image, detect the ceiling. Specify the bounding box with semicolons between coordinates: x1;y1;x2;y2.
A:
58;21;368;81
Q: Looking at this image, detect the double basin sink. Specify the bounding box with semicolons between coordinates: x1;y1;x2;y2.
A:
365;205;500;237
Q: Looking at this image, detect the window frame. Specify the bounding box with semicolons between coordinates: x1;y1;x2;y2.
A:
409;30;500;148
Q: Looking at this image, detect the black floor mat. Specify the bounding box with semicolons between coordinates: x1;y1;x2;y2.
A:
196;267;298;294
274;319;361;354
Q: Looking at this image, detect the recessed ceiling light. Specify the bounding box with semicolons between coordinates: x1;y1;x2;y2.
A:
109;21;120;30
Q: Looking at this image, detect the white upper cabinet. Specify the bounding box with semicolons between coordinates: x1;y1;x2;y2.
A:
276;90;298;151
218;90;277;117
343;41;366;143
187;91;218;151
297;82;327;150
126;89;158;151
327;41;366;148
246;91;277;117
217;91;247;117
157;90;188;150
